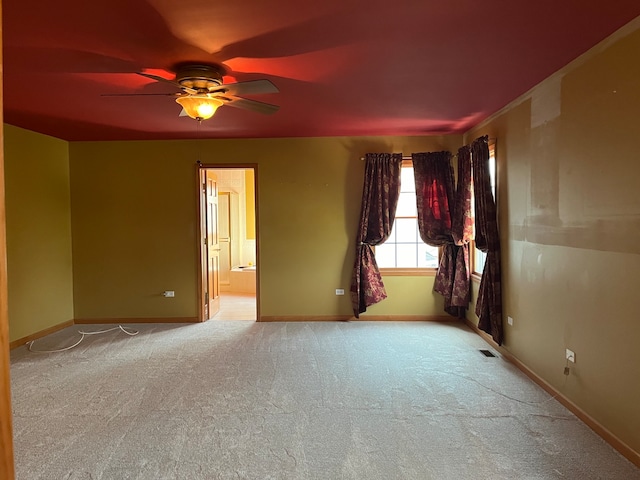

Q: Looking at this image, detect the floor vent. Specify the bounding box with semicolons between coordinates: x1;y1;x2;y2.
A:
479;349;496;357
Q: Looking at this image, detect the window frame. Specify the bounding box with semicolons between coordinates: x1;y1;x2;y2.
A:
377;160;440;276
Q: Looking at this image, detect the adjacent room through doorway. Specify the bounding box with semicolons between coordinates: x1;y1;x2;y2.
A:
199;166;257;321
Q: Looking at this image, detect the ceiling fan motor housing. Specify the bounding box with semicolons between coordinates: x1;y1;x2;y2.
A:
175;64;224;92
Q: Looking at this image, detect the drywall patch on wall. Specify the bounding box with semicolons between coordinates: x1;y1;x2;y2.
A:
511;220;640;256
515;24;640;254
528;120;561;226
531;75;562;128
560;28;640;222
555;25;640;257
529;76;562;226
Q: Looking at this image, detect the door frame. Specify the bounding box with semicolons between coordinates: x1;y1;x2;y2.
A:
196;163;260;322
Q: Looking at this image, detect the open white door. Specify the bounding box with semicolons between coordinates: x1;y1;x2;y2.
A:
201;169;221;320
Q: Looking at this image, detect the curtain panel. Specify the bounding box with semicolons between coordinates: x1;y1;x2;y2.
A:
472;136;503;345
447;146;474;315
451;146;474;247
413;150;472;317
349;153;402;317
412;151;454;247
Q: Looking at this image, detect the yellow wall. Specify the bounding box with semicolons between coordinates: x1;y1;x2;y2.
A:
363;275;445;317
68;140;199;319
69;135;461;320
4;125;74;341
466;19;640;454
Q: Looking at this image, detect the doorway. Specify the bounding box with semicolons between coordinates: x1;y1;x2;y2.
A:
198;165;258;321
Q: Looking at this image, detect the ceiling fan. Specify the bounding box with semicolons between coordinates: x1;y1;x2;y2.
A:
107;63;280;121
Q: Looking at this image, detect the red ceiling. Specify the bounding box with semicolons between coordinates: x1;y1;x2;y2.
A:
4;1;640;141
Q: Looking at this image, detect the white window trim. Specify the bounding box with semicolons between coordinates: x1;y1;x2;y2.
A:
376;160;440;275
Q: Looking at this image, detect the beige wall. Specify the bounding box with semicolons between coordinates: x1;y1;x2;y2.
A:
466;19;640;454
69;135;461;320
4;125;74;341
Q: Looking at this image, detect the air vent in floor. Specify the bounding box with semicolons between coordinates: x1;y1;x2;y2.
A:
479;349;496;357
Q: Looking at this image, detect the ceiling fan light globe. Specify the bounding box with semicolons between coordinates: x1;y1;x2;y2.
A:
175;96;223;121
197;103;216;119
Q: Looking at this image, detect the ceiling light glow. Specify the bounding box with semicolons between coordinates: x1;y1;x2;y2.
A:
175;95;224;120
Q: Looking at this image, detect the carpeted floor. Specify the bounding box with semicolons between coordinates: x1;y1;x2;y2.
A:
10;321;640;479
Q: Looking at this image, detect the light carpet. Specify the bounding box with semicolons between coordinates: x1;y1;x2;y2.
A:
10;321;640;479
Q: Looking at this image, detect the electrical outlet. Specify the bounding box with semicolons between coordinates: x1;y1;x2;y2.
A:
565;348;575;363
163;290;175;298
507;316;513;326
335;289;345;296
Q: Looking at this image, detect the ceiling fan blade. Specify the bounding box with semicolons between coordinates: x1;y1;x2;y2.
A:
214;79;278;96
136;72;178;85
101;93;179;97
136;72;197;94
179;108;188;117
221;96;280;115
4;47;140;74
213;9;359;63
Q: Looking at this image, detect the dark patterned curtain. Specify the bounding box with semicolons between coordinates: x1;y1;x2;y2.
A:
412;152;471;317
412;152;454;247
472;136;503;345
350;153;402;317
446;146;474;316
412;151;472;317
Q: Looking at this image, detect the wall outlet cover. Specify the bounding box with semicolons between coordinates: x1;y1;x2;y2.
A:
566;348;575;363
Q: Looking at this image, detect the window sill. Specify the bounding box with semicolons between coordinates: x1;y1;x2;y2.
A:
379;268;437;277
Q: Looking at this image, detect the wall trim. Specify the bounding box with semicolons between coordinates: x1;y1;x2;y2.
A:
74;317;198;325
259;315;456;322
260;315;352;322
358;315;456;322
464;318;640;468
9;320;74;350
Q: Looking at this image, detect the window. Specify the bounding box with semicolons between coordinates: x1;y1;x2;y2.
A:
472;143;496;276
376;161;439;271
